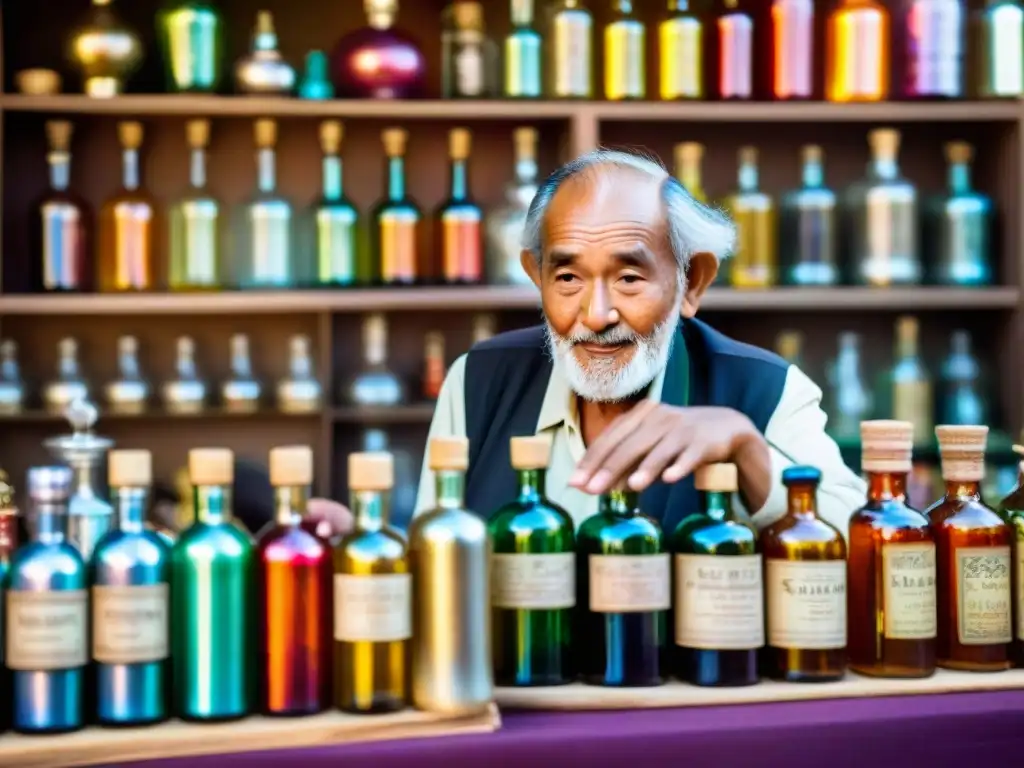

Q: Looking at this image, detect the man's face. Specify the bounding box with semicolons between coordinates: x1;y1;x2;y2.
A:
525;167;683;402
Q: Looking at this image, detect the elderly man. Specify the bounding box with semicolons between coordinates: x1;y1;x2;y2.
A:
311;149;864;535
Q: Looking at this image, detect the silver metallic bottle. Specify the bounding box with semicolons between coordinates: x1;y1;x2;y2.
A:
408;437;492;715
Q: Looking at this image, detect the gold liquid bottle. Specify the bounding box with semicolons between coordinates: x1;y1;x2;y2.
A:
546;0;593;98
725;146;776;289
373;128;420;285
659;0;702;100
604;0;645;100
673;142;707;203
169;119;220;291
890;316;933;448
333;452;409;713
98;121;156;292
825;0;889;102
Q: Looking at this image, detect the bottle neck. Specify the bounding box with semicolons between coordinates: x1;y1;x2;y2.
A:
866;471;908;503
353;489;387;532
119;347;140;379
699;489;733;522
322;155;343;201
387;156;406;201
190;148;207;190
194;484;231;524
514;156;538;187
449;159;468;201
257;148;277;194
32;501;67;544
274;484;308;526
517;468;544;503
680;161;702;195
434;470;466;509
290;348;313;379
668;0;691;11
871;155;898;180
784;482;818;520
2;354;19;381
738;161;758;192
122;149;140;191
49;152;71;191
948;162;971;194
599;488;638;516
177;351;197;379
944;479;982;502
114;485;147;534
802;158;823;188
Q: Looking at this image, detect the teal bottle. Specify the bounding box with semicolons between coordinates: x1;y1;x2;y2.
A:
157;1;224;93
171;448;254;721
299;51;335;99
577;489;668;686
504;0;542;97
939;330;985;427
314;120;359;287
488;436;575;686
672;463;762;687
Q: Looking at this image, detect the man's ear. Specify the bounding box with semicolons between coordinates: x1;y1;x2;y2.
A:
681;252;718;318
521;250;541;288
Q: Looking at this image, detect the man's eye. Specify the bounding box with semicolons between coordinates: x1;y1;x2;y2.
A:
621;274;642;284
556;273;577;283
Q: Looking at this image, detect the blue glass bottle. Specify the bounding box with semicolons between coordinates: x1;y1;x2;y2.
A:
7;467;87;733
672;463;762;687
504;0;542;97
926;141;992;287
91;450;171;726
939;330;985;427
780;145;838;286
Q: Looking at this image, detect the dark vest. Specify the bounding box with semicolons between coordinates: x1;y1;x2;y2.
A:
463;319;789;531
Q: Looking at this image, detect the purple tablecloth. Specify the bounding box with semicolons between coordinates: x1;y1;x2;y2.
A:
120;690;1024;768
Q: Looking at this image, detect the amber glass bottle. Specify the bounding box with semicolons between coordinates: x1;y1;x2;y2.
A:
926;425;1012;672
761;465;846;682
847;420;936;678
997;446;1024;667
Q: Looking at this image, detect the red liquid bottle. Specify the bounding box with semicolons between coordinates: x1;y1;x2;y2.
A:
770;0;813;99
330;0;426;99
256;446;332;715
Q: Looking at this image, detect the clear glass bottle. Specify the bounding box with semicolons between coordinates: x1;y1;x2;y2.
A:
780;145;838;286
234;11;296;95
725;146;776;288
715;0;754;99
826;332;873;445
485;127;539;286
826;0;890;101
221;334;262;414
436;128;483;284
973;0;1024;98
545;0;594;98
890;316;933;447
314;120;360;287
276;335;322;414
373;128;420;285
441;1;499;98
342;314;405;407
604;0;645;100
104;335;149;415
0;341;25;415
162;336;207;415
169;119;220;291
940;330;985;427
658;0;703;100
895;0;964;99
846;129;920;286
43;338;90;416
504;0;542;97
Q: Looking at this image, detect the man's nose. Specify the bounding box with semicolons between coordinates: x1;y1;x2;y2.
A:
580;282;619;333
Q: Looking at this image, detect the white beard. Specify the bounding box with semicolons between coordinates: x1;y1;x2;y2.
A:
544;301;682;403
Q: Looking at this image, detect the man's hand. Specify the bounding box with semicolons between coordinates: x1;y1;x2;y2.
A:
307;498;355;538
569;403;770;506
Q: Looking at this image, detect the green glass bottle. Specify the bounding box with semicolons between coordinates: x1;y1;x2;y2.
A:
998;445;1024;667
488;436;575;686
314;120;359;287
169;119;220;291
157;0;223;93
170;448;253;721
577;488;668;686
672;463;762;687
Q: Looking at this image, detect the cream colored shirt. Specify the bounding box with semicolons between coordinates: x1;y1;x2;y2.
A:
414;352;866;538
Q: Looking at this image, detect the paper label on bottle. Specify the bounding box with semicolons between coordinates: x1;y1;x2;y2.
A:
491;553;576;610
334;573;412;643
956;546;1012;645
766;559;846;650
674;554;764;650
588;554;670;613
882;542;937;640
92;583;169;664
5;589;88;671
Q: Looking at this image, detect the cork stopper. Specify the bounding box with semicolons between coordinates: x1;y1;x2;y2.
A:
424;331;445;360
118;121;144;150
177;335;195;357
896;315;918;344
452;1;484;30
382;127;407;157
188;448;234;486
945;141;973;165
449;127;471;161
936;425;988;482
510;435;552;470
269;445;313;487
17;68;61;95
118;335;138;356
776;331;802;362
429;437;470;471
46;121;72;152
675;142;704;165
108;449;152;487
860;420;914;474
348;452;394;492
290;334;310;358
738;146;757;165
255;119;277;149
59;337;78;357
514;127;537;161
869;128;901;159
363;313;387;352
802;145;823;164
256;10;276;35
695;463;738;492
186;119;210;149
231;333;250;358
320;120;343;154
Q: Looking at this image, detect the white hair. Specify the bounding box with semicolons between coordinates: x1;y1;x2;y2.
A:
520;148;736;272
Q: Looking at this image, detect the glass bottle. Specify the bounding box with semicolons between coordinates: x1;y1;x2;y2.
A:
358;430;418;533
34;120;91;293
330;0;426;99
0;471;16;732
890;316;933;447
91;449;171;726
715;0;754;100
171;448;254;721
98;121;156;292
826;332;873;445
276;335;323;415
0;341;26;415
489;436;575;686
7;467;87;734
409;438;492;713
471;313;498;345
997;450;1024;666
761;466;847;681
299;50;334;99
658;0;703;100
847;420;937;677
725;147;776;289
441;1;498;98
545;0;594;98
895;0;965;99
771;0;813;99
940;330;985;427
157;0;223;93
505;0;542;97
68;0;142;97
973;0;1023;98
672;463;761;687
826;0;890;101
423;332;446;401
221;334;262;414
237;119;294;289
926;425;1011;670
775;330;803;368
43;338;89;416
169;119;220;291
846;129;920;287
373;128;420;286
342;314;406;407
485;127;539;286
604;0;645;100
780;145;838;286
314;120;359;287
256;446;331;715
333;452;410;713
926;141;992;287
674;142;707;203
437;128;483;285
234;11;296;95
161;336;207;415
104;335;149;416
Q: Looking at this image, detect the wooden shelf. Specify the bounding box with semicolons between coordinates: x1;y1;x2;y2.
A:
332;405;436;423
0;286;1016;315
0;408;322;424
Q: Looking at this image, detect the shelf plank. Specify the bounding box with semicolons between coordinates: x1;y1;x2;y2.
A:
0;409;321;424
0;287;1016;315
332;405;436;423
